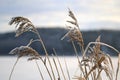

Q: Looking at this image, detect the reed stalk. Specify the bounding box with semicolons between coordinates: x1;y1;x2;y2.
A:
39;57;53;80
9;58;20;80
35;60;44;80
52;54;61;80
71;41;84;76
64;57;71;80
115;54;120;80
53;48;67;80
83;42;120;57
36;30;56;80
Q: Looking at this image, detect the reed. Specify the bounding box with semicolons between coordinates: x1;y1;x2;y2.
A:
62;9;120;80
8;9;120;80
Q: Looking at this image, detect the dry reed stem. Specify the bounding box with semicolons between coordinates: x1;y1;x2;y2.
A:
85;56;105;79
71;41;85;76
9;58;19;80
32;55;54;80
52;54;61;80
53;48;67;80
96;69;102;80
64;57;71;80
83;42;120;58
35;60;44;80
46;55;56;80
61;30;71;40
34;26;56;80
39;57;53;80
103;66;113;80
27;39;40;46
105;54;114;72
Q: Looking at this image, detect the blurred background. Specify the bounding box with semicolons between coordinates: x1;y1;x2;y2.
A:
0;0;120;56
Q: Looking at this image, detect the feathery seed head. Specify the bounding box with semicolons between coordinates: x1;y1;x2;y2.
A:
9;16;38;37
9;46;40;60
68;8;77;22
9;16;30;26
68;28;84;45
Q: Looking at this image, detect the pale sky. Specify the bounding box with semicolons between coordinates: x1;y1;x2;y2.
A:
0;0;120;33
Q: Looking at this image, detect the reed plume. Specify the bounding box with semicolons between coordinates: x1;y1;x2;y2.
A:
61;8;84;55
9;46;40;59
9;46;41;80
9;16;38;37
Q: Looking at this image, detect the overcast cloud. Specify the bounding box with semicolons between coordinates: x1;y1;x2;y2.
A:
0;0;120;33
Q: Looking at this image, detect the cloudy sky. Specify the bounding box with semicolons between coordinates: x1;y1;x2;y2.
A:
0;0;120;33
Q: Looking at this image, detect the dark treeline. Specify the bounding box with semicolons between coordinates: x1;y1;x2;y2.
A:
0;28;120;56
